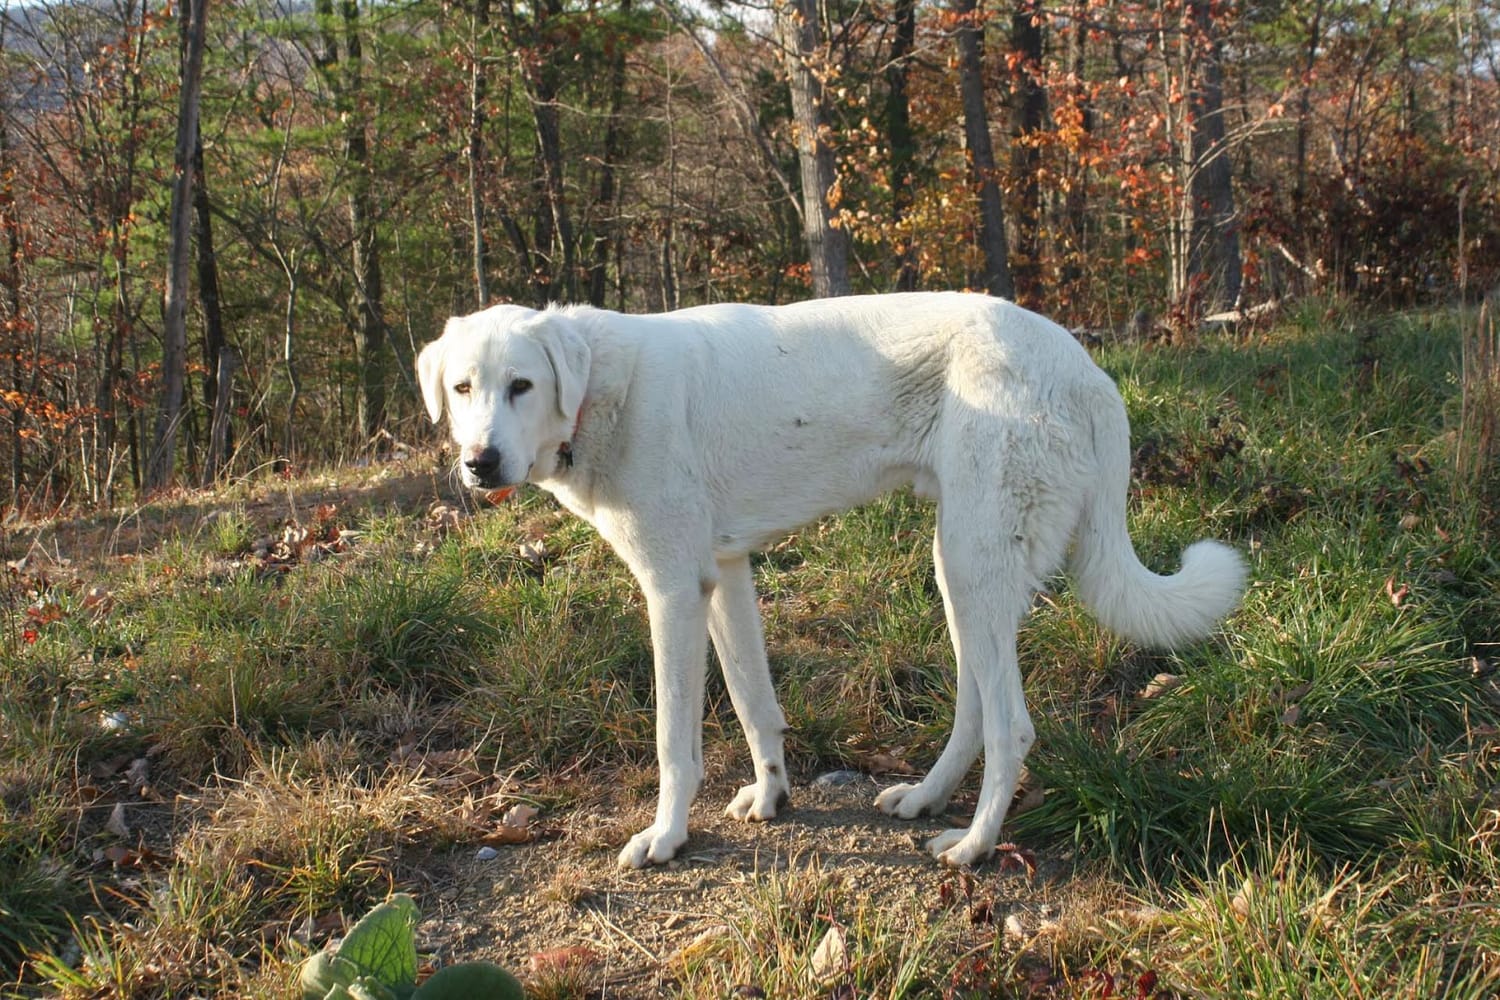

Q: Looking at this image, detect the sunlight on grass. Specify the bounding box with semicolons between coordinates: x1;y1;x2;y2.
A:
1;304;1496;996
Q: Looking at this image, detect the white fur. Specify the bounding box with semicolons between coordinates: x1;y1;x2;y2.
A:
417;292;1246;869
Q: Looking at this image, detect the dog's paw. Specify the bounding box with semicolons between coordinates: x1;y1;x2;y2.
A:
723;779;790;822
874;782;946;820
616;823;688;870
927;828;994;868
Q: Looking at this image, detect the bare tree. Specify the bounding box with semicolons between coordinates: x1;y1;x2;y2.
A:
587;0;630;308
314;0;391;441
884;0;919;290
1183;0;1241;313
194;130;232;484
778;0;850;298
953;0;1013;299
146;0;208;490
467;0;493;308
1008;0;1046;306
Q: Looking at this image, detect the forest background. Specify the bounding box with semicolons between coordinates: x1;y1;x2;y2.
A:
0;0;1496;508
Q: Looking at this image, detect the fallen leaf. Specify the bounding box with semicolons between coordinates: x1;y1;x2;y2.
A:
105;801;130;838
89;753;134;778
99;844;167;869
995;842;1038;876
482;824;533;846
501;803;539;828
82;586;114;615
1009;768;1045;816
810;925;847;982
1230;878;1255;919
669;925;734;966
864;752;913;776
26;601;64;625
1141;672;1182;698
1279;704;1302;726
1279;681;1313;703
124;757;150;789
1385;576;1409;607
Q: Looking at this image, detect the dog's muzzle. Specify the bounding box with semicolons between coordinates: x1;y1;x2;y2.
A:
461;444;504;487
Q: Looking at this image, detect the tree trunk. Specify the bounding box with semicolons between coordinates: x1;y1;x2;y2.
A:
520;0;579;306
194;133;231;483
206;345;240;483
316;0;390;440
779;0;851;298
885;0;918;291
953;0;1013;299
146;0;208;491
1184;0;1241;313
467;0;491;308
343;0;388;441
1008;0;1046;307
281;255;301;464
1059;0;1093;296
1291;0;1324;281
588;0;629;308
0;9;24;497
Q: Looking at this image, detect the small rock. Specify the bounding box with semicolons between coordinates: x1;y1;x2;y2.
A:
812;770;865;788
475;846;499;861
1003;913;1027;941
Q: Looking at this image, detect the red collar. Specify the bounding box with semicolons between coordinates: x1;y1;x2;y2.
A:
558;398;587;470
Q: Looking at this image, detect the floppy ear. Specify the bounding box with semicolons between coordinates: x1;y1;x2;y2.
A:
415;323;453;423
535;316;591;422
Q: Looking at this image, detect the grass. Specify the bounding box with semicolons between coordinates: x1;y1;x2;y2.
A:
1;301;1498;996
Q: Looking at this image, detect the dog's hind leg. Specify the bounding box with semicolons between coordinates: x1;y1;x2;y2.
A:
709;555;792;822
875;531;982;820
923;515;1035;867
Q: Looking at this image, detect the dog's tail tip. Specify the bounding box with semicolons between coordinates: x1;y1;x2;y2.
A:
1077;536;1248;650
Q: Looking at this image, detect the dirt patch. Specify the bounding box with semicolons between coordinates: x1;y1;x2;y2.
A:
1;451;465;577
410;774;1071;996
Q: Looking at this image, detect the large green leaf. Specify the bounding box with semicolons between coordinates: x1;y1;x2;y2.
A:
334;894;420;989
412;962;525;1000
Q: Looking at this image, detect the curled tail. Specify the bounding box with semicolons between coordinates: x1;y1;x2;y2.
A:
1069;392;1247;649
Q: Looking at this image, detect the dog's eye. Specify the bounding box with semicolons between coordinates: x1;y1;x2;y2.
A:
508;378;533;400
453;381;471;396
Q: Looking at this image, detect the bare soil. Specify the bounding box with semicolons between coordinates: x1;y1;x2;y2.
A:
410;774;1075;997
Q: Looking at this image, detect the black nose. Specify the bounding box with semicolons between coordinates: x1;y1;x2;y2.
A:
464;446;501;480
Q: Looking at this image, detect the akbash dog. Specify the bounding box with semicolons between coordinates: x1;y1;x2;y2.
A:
417;292;1245;869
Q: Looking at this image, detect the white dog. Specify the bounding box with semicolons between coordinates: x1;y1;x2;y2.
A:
417;292;1245;869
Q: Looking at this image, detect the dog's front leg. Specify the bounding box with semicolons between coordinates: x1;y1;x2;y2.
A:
617;578;712;869
709;556;791;822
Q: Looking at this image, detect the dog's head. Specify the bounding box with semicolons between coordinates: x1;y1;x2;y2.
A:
417;305;591;490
